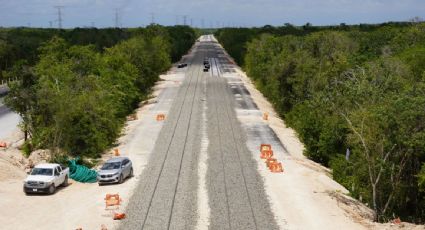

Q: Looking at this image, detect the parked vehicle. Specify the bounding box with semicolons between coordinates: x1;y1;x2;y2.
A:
97;157;133;185
177;63;187;68
23;163;69;195
203;67;209;72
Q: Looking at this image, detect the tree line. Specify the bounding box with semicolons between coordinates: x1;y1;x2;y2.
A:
216;23;425;223
0;26;197;81
4;25;197;161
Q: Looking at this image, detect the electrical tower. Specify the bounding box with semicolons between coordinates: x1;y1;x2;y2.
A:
115;8;120;28
183;15;187;26
54;6;64;29
150;12;155;24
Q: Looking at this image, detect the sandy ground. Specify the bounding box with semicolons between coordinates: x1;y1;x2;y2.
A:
0;68;185;230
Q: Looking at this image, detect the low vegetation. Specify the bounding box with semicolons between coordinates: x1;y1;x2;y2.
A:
216;22;425;222
3;25;196;160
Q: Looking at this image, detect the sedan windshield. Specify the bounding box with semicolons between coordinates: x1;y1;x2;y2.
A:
101;162;121;170
31;168;53;176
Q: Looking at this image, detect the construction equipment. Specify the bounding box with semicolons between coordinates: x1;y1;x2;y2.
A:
105;193;122;209
266;158;278;168
263;112;269;121
113;212;126;220
269;162;284;173
260;144;272;152
260;150;274;159
156;114;166;121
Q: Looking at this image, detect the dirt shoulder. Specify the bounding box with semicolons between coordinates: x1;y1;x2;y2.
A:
0;67;185;230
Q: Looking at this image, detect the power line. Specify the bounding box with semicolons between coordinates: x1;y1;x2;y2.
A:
54;6;64;29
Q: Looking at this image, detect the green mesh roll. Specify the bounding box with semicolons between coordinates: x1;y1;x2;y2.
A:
67;158;98;183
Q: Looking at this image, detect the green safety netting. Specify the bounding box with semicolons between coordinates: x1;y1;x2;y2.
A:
67;158;98;183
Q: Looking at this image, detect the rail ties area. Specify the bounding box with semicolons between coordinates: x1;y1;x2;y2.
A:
206;43;278;230
119;37;278;230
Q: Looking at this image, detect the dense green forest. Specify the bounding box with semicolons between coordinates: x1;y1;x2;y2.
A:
3;25;196;161
216;23;425;222
0;25;197;81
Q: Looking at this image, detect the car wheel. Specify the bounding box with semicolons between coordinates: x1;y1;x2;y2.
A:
118;174;124;184
48;184;56;194
62;176;69;187
129;168;134;178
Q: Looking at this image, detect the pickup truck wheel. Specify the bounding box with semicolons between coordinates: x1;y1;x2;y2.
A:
48;184;56;194
118;174;124;184
62;176;69;187
130;168;134;178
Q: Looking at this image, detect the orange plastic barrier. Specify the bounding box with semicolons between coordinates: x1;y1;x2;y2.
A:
269;162;284;173
0;142;6;148
260;144;272;152
263;112;269;121
156;114;166;121
260;150;274;160
105;194;122;209
113;212;126;220
266;158;277;168
114;149;120;156
392;217;401;224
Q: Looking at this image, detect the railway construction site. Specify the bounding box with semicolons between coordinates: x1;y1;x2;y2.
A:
0;35;422;230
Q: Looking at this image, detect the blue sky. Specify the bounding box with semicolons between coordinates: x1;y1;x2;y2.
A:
0;0;424;28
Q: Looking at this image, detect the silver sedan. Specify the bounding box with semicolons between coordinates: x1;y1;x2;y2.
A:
97;157;133;185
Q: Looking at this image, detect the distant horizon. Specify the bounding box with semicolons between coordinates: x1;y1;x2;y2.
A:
0;20;421;30
0;0;424;29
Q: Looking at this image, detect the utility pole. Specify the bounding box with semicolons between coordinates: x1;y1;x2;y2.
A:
150;12;155;24
49;21;53;28
175;15;179;25
114;8;120;28
190;18;193;27
54;6;64;29
183;15;187;26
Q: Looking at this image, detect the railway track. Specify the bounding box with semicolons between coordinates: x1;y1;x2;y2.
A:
120;37;277;230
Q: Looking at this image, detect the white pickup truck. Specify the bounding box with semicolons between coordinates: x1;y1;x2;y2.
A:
23;163;69;195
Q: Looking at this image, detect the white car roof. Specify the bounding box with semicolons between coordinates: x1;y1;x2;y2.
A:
34;163;60;169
